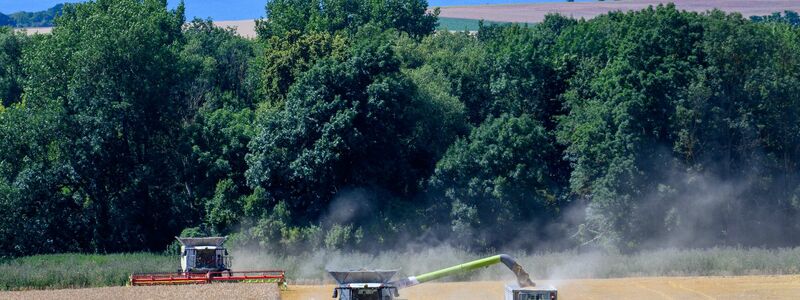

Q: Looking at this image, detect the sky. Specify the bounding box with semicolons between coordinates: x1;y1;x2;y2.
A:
1;0;591;21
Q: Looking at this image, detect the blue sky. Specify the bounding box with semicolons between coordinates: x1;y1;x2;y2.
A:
1;0;590;21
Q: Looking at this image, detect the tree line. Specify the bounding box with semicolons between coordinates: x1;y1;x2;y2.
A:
1;0;799;257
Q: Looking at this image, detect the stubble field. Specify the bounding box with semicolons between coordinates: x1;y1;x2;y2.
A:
0;283;279;300
283;276;800;300
2;275;799;299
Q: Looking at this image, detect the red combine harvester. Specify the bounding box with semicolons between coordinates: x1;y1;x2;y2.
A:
130;236;286;288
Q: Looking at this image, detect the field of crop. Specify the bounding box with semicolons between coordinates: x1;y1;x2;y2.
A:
0;283;280;300
2;247;799;298
0;253;174;290
228;246;800;283
3;247;799;291
283;276;800;300
1;275;797;299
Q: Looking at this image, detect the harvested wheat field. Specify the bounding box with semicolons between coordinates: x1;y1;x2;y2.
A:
0;283;279;300
282;275;800;300
436;0;800;23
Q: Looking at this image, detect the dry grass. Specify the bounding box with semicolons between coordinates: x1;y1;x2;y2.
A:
282;276;800;300
435;0;800;23
0;283;280;300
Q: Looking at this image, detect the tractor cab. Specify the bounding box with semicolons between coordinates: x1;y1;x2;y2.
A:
329;270;400;300
176;236;231;273
505;284;558;300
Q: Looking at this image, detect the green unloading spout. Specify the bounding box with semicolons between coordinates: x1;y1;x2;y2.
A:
390;254;535;289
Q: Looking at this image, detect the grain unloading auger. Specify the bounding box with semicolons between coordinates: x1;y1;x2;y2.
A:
129;236;286;288
328;254;557;300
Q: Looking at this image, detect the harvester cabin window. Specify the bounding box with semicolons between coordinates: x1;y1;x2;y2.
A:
196;249;217;269
353;288;381;300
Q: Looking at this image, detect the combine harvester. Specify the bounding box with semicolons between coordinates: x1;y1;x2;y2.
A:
130;236;286;288
329;254;556;300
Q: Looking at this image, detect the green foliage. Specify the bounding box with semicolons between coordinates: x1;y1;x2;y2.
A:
751;10;800;26
431;114;562;249
0;27;25;106
324;224;364;250
0;100;86;256
246;34;450;220
256;0;439;38
254;30;348;104
557;5;800;250
180;18;257;235
8;0;190;255
397;31;491;124
1;0;800;260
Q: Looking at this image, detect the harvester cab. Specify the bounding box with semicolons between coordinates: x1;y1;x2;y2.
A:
176;236;230;273
505;284;558;300
328;254;557;300
329;270;400;300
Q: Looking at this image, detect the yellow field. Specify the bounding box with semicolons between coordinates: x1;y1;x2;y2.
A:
0;283;279;300
282;275;800;300
1;275;797;299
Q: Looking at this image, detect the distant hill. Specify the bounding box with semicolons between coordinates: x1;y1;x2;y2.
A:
0;4;64;28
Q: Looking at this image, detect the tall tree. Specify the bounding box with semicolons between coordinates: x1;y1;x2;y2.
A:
430;114;563;249
256;0;438;39
0;27;25;106
22;0;189;252
246;32;465;222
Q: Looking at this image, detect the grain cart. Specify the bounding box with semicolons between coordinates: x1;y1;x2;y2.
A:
130;236;287;287
328;254;557;300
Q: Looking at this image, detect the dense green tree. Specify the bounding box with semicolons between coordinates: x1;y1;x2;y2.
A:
246;32;463;221
751;10;800;26
2;0;800;256
254;30;348;105
0;27;25;106
557;5;800;250
430;114;563;249
179;19;257;234
397;31;492;124
21;0;189;252
0;101;89;257
557;5;706;249
256;0;438;39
